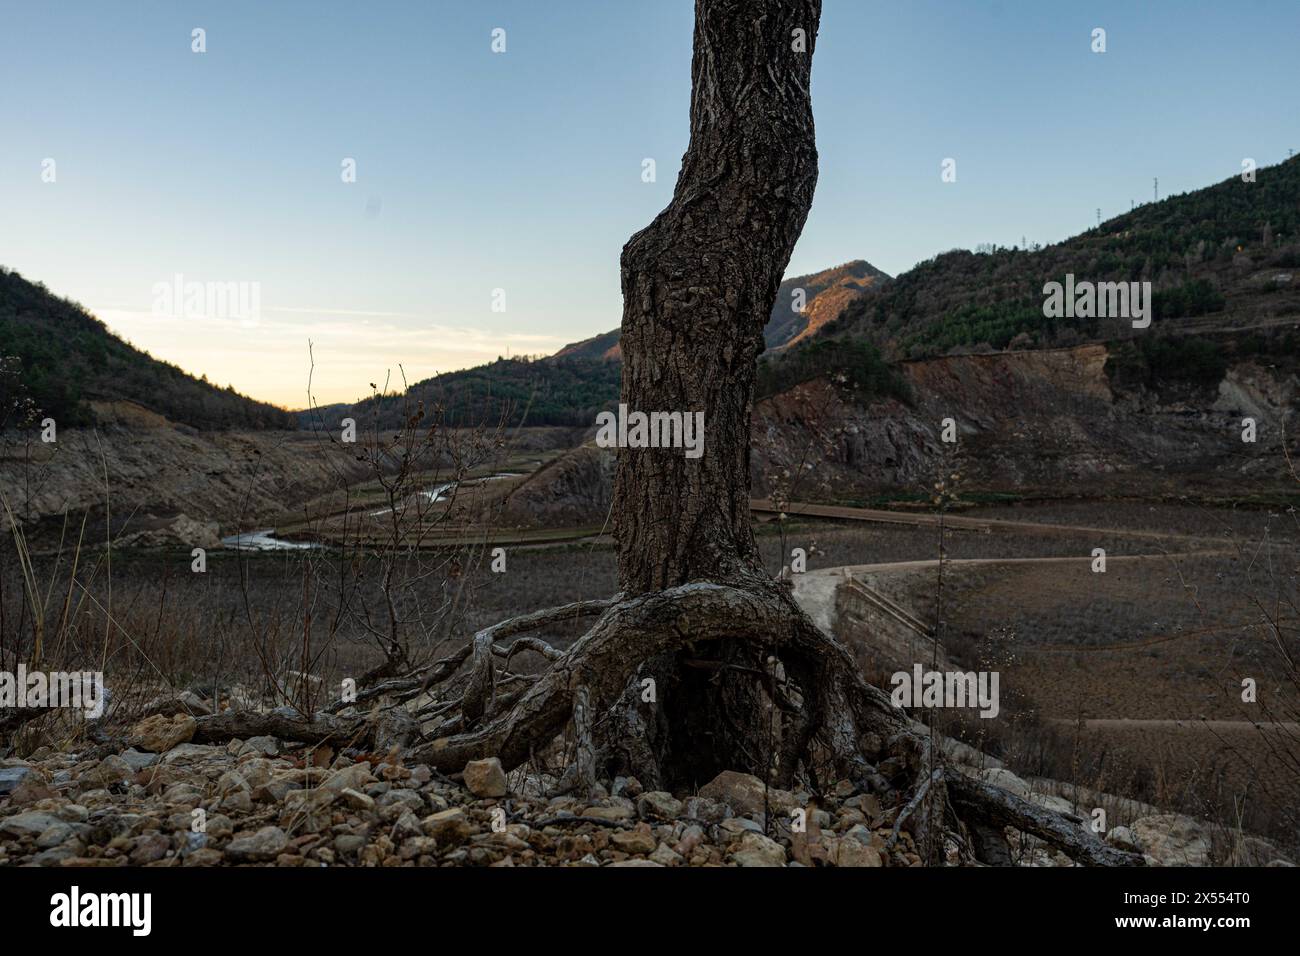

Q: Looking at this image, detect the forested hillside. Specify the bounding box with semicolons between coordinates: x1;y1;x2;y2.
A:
817;156;1300;359
0;267;294;430
311;354;624;430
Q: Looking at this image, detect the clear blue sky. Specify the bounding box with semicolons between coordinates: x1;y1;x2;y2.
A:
2;0;1296;406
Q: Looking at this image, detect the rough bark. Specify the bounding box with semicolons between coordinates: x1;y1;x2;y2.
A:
968;819;1015;866
613;0;822;595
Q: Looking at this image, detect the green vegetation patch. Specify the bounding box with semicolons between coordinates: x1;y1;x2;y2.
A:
757;337;911;404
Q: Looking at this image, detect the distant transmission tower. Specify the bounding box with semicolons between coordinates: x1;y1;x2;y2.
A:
1096;208;1101;226
1153;177;1159;202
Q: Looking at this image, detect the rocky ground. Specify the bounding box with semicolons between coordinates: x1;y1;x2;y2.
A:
3;706;1291;868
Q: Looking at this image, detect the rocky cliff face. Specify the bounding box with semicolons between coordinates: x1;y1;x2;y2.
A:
752;343;1298;502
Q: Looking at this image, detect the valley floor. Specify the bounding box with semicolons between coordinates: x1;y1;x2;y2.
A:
2;493;1297;863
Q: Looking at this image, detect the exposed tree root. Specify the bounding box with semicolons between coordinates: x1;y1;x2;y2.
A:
192;709;373;749
404;581;903;779
320;597;615;717
191;582;1142;867
945;769;1145;867
967;818;1015;866
887;767;943;850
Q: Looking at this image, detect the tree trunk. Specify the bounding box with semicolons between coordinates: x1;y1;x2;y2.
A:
204;0;1143;867
614;0;821;596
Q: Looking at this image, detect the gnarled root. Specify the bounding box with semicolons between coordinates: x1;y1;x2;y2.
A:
406;581;909;786
194;580;1142;867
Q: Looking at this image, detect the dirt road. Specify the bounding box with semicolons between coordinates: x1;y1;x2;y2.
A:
752;498;1223;543
791;551;1233;646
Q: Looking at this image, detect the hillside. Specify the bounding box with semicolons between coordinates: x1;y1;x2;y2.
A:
0;266;294;431
806;156;1300;361
347;160;1300;435
306;354;624;431
752;334;1299;506
551;328;622;362
323;260;889;430
765;259;890;348
508;330;1298;531
0;421;373;546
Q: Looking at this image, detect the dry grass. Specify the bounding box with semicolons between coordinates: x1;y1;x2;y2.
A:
853;499;1300;852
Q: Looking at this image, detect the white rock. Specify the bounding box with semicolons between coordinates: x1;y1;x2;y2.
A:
130;713;197;753
699;770;796;817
